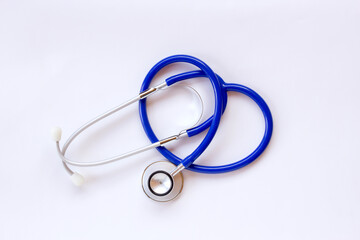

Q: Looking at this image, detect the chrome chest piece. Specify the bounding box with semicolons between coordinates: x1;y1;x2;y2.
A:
142;161;184;202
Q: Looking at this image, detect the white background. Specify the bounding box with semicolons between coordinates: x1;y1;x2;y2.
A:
0;0;359;239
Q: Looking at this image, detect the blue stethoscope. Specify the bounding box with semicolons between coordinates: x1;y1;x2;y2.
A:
52;55;273;202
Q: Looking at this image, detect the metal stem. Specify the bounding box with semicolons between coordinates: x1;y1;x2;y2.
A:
59;82;166;173
170;164;185;177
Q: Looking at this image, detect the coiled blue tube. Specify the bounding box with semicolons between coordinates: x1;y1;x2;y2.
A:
188;81;274;173
139;55;223;168
140;56;273;173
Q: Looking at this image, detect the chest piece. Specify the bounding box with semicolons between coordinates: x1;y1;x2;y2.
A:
142;161;184;202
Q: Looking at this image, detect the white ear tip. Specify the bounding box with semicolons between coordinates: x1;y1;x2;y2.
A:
51;127;62;142
71;172;85;186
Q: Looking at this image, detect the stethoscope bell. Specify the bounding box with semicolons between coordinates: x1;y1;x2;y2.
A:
142;161;184;202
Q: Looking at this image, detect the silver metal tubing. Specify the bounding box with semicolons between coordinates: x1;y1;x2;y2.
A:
58;82;167;173
57;133;180;167
62;161;73;175
55;81;203;174
57;141;161;167
61;95;140;155
62;82;167;155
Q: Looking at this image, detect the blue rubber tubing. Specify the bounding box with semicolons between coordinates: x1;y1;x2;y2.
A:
167;70;273;173
140;58;273;173
139;55;224;168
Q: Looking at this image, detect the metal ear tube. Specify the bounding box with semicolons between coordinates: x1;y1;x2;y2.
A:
52;82;203;186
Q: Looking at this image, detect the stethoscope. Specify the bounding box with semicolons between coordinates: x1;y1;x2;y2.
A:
51;55;273;202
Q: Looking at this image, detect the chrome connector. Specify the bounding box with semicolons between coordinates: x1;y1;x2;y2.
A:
139;82;168;99
170;164;185;177
139;88;157;99
159;135;177;145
